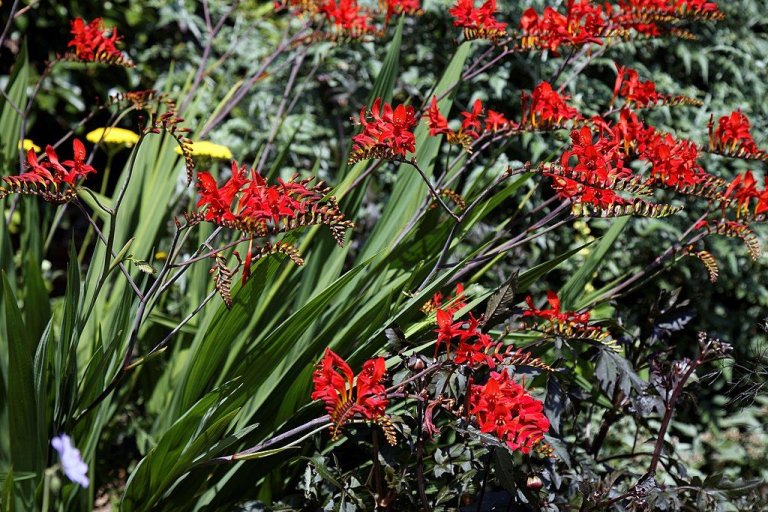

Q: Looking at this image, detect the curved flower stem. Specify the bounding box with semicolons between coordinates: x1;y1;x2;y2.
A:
205;415;332;465
399;158;461;222
584;210;711;307
255;46;308;174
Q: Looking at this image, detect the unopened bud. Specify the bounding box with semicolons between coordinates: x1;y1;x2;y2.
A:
526;474;543;490
407;355;426;372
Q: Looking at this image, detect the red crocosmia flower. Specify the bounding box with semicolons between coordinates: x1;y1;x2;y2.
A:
470;370;550;454
642;132;704;188
454;318;496;368
320;0;373;34
724;170;759;214
2;139;97;203
756;176;768;216
311;348;388;438
382;0;421;21
423;283;466;314
427;97;452;137
523;82;581;129
68;17;124;62
613;66;662;108
485;109;511;132
349;98;417;163
435;309;466;355
714;111;758;154
448;0;507;40
435;308;497;368
524;290;591;325
18;140;95;186
60;139;97;184
460;99;484;140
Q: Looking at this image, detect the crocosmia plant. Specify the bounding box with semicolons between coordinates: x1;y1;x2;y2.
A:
1;1;767;510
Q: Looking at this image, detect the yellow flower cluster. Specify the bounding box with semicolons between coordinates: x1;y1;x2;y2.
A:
176;140;233;161
86;127;140;147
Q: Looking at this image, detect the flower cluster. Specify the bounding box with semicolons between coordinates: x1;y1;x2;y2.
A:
0;139;96;204
189;162;353;305
193;161;347;234
613;65;702;109
521;82;581;130
517;0;723;52
311;348;389;439
519;1;610;52
448;0;507;41
427;97;514;152
435;310;497;367
279;0;421;41
552;106;723;211
349;99;417;163
522;291;618;350
469;370;550;454
524;290;590;325
554;126;631;208
422;283;466;314
708;111;767;160
613;66;662;107
67;17;132;66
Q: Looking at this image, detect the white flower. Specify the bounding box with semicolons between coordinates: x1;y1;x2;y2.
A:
51;434;89;488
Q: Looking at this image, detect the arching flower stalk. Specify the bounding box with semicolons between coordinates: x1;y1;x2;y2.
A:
185;161;354;306
0;139;96;204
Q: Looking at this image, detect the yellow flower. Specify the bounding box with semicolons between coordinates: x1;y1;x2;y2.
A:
86;127;140;147
176;140;233;161
19;139;41;153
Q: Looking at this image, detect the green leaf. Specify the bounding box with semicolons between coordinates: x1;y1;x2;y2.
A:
2;274;41;473
559;218;628;310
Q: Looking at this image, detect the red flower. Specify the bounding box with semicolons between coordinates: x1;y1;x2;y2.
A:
311;348;388;438
470;370;550;454
320;0;374;34
349;98;417;163
448;0;507;40
427;97;452;137
724;170;760;214
560;126;629;184
524;290;591;325
460;99;484;140
713;111;758;154
485;109;511;132
382;0;421;21
422;283;466;314
613;66;662;107
60;139;97;184
67;17;125;62
523;82;581;129
435;309;466;355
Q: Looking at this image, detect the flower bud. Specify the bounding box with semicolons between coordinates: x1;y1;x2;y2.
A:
407;355;426;372
527;474;543;490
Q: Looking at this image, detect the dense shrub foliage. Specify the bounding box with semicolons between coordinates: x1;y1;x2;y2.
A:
0;0;767;510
